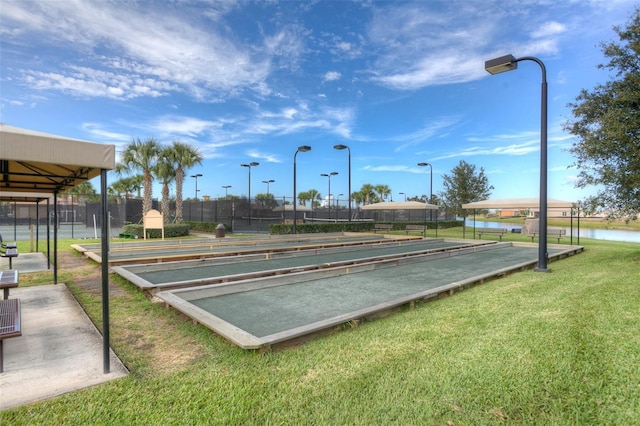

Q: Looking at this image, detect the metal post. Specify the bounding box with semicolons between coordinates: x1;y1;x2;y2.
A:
485;54;549;272
293;146;311;234
334;145;351;221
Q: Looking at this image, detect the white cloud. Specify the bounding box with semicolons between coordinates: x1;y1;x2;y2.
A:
393;117;461;151
364;2;571;91
323;71;342;82
531;21;567;39
3;1;272;100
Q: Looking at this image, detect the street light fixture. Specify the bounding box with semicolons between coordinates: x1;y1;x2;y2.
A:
262;179;275;195
417;162;432;221
241;162;259;225
399;192;407;202
321;172;338;220
222;185;232;199
333;144;351;221
293;146;311;234
190;173;203;200
485;54;549;272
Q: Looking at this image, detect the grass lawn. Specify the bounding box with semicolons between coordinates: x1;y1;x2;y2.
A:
2;232;639;424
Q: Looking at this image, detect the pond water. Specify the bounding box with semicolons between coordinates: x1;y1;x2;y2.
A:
464;219;640;244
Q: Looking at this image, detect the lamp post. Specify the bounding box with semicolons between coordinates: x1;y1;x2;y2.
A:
417;162;432;221
399;192;407;202
241;162;259;225
333;144;351;221
293;146;311;234
190;173;203;200
485;54;549;272
222;185;232;199
262;179;275;195
321;172;338;219
336;193;343;214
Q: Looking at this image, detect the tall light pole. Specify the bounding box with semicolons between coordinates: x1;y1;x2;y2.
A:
262;179;275;195
399;192;407;201
321;172;338;220
241;162;259;225
222;185;232;199
417;162;432;222
293;146;311;234
333;144;351;221
485;54;549;272
190;173;202;200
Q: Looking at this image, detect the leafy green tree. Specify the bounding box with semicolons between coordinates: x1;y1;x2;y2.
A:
439;160;493;218
116;137;161;216
564;9;640;219
167;141;203;224
256;193;278;209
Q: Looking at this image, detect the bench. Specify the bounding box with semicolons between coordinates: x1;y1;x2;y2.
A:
477;227;508;241
1;248;18;269
0;234;17;250
0;298;21;372
0;270;19;300
404;225;427;237
373;224;393;233
528;228;567;243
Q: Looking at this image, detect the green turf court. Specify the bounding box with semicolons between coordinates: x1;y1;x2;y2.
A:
156;241;583;350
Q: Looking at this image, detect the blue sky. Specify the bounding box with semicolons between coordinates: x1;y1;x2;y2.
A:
1;0;636;204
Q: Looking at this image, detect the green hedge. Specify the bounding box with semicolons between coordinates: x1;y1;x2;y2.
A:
184;221;230;233
121;223;191;239
269;220;462;235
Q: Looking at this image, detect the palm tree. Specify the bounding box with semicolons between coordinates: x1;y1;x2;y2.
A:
359;183;377;205
306;189;321;211
351;190;365;208
65;181;98;202
168;141;203;223
128;174;144;198
374;184;392;202
108;178;131;203
155;149;177;222
297;190;309;206
116;137;161;216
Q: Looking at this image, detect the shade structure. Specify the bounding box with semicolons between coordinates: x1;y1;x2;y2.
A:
461;198;574;210
362;201;438;210
0;124;115;374
273;204;312;212
1;124;115;193
0;191;54;203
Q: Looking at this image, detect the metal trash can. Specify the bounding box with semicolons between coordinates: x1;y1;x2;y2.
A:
215;223;226;238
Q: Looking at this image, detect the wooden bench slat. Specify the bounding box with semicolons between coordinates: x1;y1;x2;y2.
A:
476;227;507;241
373;224;393;233
404;225;426;236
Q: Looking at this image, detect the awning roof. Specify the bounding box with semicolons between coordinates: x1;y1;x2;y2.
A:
362;201;439;210
461;198;574;209
0;124;116;373
1;124;115;194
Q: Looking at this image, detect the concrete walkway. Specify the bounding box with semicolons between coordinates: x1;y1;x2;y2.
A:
0;284;128;410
